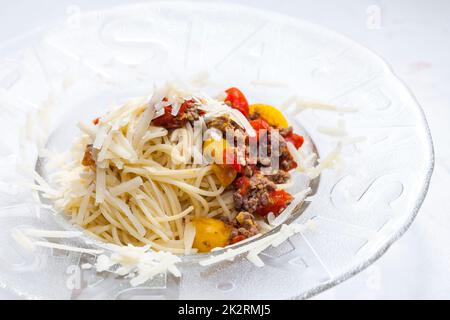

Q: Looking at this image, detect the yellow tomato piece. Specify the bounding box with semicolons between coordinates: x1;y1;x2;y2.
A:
192;218;231;253
203;138;228;163
212;164;237;187
249;104;289;128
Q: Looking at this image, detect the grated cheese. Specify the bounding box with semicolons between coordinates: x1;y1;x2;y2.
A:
94;244;181;287
33;241;103;255
11;228;36;251
22;229;83;238
109;177;143;196
297;100;358;113
306;143;342;179
317;119;348;137
93;124;110;149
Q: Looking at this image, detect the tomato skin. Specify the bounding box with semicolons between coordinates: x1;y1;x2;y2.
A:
231;235;246;244
192;218;231;252
223;147;243;172
249;118;270;131
151;99;191;129
234;176;251;195
249;118;271;141
231;163;242;172
225;87;249;117
92;117;100;125
256;189;293;217
284;133;304;149
249;103;289;128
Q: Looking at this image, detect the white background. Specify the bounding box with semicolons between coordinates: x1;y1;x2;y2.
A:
0;0;449;299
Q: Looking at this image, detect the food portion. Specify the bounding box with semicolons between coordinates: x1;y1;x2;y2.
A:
52;83;309;254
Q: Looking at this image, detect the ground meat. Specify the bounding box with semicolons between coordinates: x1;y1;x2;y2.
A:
266;170;291;184
185;104;203;122
250;129;297;172
243;164;257;177
223;211;260;243
279;143;297;171
81;144;96;166
233;173;276;214
206;115;236;132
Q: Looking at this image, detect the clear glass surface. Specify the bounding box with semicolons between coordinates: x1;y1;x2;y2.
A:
0;2;433;299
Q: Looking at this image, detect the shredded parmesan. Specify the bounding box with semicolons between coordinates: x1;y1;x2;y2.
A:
297;100;358;113
11;228;35;251
317;119;347;137
307;143;342;179
33;241;103;255
22;229;83;238
109;177;143;196
94;244;181;287
93;124;110;149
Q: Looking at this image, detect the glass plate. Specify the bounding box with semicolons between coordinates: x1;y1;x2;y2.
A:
0;2;433;299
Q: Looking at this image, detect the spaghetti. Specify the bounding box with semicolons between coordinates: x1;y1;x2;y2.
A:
50;83;310;254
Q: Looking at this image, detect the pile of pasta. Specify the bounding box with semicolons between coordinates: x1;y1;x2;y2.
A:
51;84;255;254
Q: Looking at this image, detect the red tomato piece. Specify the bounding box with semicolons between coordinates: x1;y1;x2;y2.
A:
284;133;304;149
249;118;270;140
223;147;243;172
224;87;249;117
249;118;270;131
256;189;293;217
234;176;251;195
92;117;100;125
231;235;246;244
152;99;192;129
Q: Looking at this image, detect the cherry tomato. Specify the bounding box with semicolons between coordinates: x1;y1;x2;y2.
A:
224;87;249;117
192;218;231;252
284;133;304;149
256;189;293;217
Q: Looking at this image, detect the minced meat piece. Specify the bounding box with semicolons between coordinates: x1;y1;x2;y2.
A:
266;170;290;184
233;173;276;214
185;104;203;122
222;211;260;244
206;115;236;132
279;143;297;171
